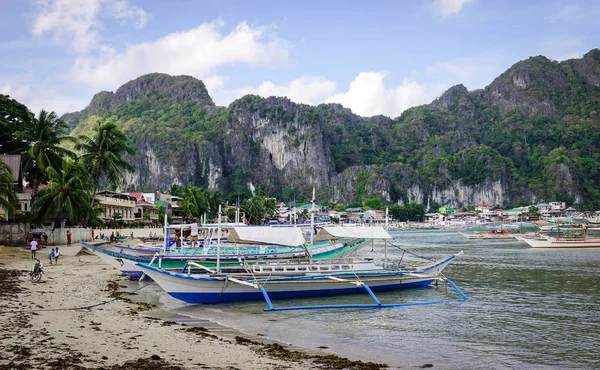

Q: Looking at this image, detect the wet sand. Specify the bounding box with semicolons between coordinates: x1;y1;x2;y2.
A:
0;244;387;369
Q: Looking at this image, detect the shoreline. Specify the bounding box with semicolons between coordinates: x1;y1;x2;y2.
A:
0;244;390;369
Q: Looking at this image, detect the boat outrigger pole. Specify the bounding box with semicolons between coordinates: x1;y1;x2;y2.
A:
217;204;222;273
258;276;469;312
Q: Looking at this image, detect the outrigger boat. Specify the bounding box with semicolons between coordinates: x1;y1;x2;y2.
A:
133;207;467;311
517;234;600;248
134;251;465;308
81;227;367;279
459;231;517;240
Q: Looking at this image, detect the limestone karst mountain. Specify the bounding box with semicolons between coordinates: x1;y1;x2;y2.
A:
63;50;600;208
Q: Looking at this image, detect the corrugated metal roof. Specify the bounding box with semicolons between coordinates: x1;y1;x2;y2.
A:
0;155;21;181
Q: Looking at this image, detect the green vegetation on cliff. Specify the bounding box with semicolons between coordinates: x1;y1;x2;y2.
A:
58;50;600;209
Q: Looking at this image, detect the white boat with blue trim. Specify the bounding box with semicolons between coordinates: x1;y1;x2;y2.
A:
134;252;462;305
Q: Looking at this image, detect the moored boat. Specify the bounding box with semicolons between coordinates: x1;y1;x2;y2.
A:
81;226;368;278
459;231;517;240
517;234;600;248
134;252;462;305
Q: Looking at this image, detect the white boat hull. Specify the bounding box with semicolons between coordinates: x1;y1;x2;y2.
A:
517;236;600;248
135;254;459;304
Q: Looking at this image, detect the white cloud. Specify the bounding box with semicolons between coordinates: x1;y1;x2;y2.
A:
555;52;581;61
215;76;336;106
70;20;289;90
432;0;475;16
0;83;88;115
427;52;505;89
325;72;445;117
32;0;148;54
209;73;444;117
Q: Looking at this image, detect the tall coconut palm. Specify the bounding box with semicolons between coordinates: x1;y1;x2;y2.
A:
32;160;93;228
0;161;18;216
21;109;75;196
76;119;135;198
241;196;267;224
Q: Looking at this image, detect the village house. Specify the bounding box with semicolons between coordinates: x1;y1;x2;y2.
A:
95;190;137;222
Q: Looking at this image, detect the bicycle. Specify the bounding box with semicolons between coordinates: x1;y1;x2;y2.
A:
29;258;44;282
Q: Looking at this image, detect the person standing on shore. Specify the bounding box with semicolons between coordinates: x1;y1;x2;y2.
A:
66;230;72;246
30;239;38;259
190;220;199;248
54;247;60;264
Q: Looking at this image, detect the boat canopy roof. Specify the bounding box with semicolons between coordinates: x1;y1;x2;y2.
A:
165;222;246;230
227;227;306;247
315;226;392;241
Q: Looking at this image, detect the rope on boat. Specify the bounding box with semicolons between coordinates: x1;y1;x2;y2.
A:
386;242;435;262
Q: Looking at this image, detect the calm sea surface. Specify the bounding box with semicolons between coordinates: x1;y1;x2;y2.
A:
132;231;600;369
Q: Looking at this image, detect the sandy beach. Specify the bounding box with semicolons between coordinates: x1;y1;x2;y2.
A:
0;244;388;370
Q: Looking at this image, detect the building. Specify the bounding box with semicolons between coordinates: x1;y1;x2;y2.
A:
549;202;566;211
95;190;136;223
128;192;158;224
157;193;183;223
475;203;493;213
364;209;386;222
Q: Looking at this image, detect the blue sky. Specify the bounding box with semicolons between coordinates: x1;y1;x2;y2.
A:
1;0;599;117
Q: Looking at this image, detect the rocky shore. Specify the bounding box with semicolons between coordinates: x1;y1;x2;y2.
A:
0;245;388;370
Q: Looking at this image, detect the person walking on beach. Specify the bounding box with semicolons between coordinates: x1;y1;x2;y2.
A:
66;230;72;246
49;248;55;265
30;238;38;259
54;247;60;264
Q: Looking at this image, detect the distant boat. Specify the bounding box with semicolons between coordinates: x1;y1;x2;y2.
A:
517;234;600;248
459;231;517;240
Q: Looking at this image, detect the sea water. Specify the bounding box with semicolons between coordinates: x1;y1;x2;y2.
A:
131;231;600;369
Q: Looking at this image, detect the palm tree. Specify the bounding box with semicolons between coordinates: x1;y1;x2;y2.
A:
21;110;75;196
76;119;135;198
0;161;18;217
32;160;93;228
157;204;166;225
241;196;267;224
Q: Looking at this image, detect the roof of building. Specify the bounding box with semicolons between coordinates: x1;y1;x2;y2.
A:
23;184;48;193
0;155;21;181
536;203;551;207
128;192;144;201
96;190;136;201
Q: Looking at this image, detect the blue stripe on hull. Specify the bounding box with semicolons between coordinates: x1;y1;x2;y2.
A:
121;270;144;279
168;279;434;304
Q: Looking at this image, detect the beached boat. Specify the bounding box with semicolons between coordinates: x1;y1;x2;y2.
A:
517;234;600;248
81;227;368;278
132;223;466;310
133;252;462;305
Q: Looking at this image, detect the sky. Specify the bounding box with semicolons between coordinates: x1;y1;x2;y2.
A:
1;0;599;118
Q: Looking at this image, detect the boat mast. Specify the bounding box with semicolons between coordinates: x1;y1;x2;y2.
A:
384;207;388;267
217;204;222;273
163;203;169;254
310;187;315;262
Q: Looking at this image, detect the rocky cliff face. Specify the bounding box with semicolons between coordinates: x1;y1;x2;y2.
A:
64;49;600;207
